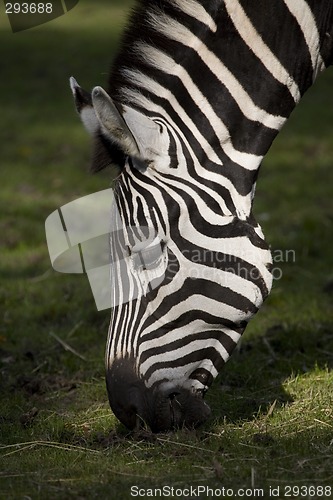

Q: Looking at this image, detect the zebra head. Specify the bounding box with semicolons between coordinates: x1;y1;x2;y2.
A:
71;77;273;432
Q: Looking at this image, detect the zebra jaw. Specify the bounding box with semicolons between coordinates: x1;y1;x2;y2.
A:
106;358;211;433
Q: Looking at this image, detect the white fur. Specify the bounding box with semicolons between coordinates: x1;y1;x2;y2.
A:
80;107;100;135
224;0;301;103
136;41;286;132
168;0;217;32
122;67;263;171
283;0;325;79
144;12;288;130
69;76;79;95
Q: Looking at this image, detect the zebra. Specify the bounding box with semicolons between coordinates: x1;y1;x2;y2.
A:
70;0;333;432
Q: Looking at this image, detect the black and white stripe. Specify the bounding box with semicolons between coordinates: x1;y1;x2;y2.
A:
71;0;333;431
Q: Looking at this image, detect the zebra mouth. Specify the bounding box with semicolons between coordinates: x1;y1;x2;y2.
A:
106;358;211;432
151;388;211;433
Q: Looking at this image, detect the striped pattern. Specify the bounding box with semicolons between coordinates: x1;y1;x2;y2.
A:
94;0;333;428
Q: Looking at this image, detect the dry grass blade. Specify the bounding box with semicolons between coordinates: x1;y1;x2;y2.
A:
0;440;101;457
313;418;333;428
266;399;277;418
49;331;86;361
156;437;214;454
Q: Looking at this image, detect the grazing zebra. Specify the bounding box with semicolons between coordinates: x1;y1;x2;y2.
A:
70;0;333;432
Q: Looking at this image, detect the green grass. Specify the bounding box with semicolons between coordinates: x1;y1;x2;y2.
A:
1;1;333;498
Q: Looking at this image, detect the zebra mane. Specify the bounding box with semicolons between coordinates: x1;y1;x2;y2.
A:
108;0;219;105
89;1;221;172
90;0;333;173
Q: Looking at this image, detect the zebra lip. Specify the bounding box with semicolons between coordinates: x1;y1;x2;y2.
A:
151;388;211;433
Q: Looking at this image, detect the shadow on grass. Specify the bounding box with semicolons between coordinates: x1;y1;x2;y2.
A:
208;320;333;425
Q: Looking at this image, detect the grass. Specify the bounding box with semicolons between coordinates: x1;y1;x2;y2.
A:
1;1;333;498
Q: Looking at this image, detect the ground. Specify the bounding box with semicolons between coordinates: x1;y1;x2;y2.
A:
1;1;333;498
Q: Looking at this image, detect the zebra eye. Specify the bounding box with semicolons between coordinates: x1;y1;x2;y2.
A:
131;239;165;271
128;156;147;172
168;392;180;400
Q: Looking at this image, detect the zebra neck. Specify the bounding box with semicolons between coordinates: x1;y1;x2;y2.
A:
108;0;333;216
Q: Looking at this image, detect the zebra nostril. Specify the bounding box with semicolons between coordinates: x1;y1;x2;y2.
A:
166;388;211;430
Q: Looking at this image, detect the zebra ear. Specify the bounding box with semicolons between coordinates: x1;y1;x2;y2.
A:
69;77;100;136
91;86;162;161
70;78;126;172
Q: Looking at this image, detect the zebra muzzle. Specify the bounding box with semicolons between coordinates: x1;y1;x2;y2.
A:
151;388;211;433
106;358;211;432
